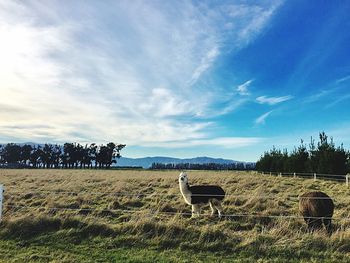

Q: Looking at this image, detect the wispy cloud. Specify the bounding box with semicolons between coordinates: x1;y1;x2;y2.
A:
235;3;282;46
0;1;281;147
335;75;350;84
325;93;350;109
256;95;293;105
255;111;273;125
237;79;253;96
225;2;283;47
303;76;349;104
302;88;337;104
190;47;219;84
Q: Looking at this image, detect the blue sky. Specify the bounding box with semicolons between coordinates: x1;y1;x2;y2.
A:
1;0;350;161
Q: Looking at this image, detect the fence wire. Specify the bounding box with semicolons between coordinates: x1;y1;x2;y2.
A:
3;190;350;201
3;204;350;222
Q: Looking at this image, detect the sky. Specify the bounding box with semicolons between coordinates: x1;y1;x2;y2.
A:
1;0;350;162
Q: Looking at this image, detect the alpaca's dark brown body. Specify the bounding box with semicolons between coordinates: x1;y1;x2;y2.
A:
188;184;225;204
299;191;334;233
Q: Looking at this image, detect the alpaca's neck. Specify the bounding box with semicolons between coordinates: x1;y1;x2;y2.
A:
179;182;189;193
179;182;192;205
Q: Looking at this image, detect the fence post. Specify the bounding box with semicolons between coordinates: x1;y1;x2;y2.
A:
278;172;282;178
346;174;349;187
314;173;317;181
293;172;296;178
0;184;3;222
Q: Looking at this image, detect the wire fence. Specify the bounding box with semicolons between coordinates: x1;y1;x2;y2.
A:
2;193;350;222
264;172;347;177
258;171;350;187
3;204;350;222
2;190;350;200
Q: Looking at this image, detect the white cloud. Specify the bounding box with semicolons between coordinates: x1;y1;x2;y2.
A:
256;95;293;105
237;79;253;95
255;111;273;125
0;1;281;147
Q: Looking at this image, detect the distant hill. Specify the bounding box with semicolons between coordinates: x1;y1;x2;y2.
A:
18;142;44;147
116;156;253;169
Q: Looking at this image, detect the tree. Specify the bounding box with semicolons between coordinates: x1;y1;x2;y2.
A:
256;132;348;175
63;143;75;168
287;141;309;173
80;144;90;168
95;143;125;168
0;144;4;165
2;143;21;165
310;132;348;175
51;144;62;168
29;146;43;168
73;143;84;168
42;144;55;168
256;147;288;172
88;143;98;169
0;141;126;169
21;144;33;166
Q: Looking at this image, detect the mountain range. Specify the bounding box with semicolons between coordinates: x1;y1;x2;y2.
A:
116;156;253;169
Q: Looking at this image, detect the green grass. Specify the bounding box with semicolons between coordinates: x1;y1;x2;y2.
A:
0;169;350;262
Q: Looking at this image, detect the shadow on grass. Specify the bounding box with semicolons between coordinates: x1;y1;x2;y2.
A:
0;216;62;239
0;216;116;240
0;215;233;252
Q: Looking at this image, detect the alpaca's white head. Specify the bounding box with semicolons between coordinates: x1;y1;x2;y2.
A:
179;172;188;184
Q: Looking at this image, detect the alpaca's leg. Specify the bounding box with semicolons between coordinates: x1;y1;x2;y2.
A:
195;204;201;217
209;200;216;216
192;204;200;217
323;218;332;235
214;200;224;218
306;218;322;232
313;219;323;230
305;218;313;232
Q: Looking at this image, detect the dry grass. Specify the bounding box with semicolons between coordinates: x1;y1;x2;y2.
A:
0;169;350;262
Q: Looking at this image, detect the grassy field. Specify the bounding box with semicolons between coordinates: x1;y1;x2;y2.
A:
0;169;350;262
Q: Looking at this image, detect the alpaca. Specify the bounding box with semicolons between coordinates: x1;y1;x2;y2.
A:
299;191;334;234
179;172;225;218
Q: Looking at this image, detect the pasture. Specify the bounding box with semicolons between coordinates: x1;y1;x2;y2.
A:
0;169;350;262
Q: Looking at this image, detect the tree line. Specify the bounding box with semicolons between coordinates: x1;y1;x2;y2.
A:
0;142;126;169
256;132;350;175
150;162;255;170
